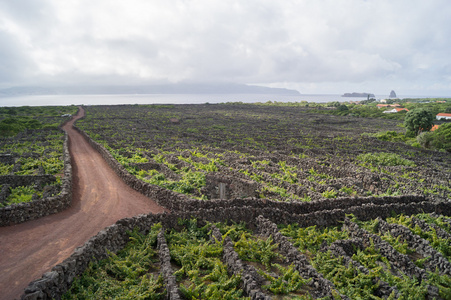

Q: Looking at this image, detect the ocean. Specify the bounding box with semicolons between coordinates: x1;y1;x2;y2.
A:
0;93;438;107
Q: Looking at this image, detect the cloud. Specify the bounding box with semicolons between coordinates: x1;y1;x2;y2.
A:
0;0;450;95
0;30;35;85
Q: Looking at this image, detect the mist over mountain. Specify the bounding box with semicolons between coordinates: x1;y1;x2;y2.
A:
0;83;300;97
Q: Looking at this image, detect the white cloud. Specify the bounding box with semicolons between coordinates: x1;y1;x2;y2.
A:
0;0;450;95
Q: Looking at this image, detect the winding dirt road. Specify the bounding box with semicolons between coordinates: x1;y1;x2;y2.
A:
0;107;166;300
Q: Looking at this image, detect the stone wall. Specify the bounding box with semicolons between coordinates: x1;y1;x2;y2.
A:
209;225;271;300
0;133;72;226
376;217;451;276
157;231;181;300
21;199;451;299
256;216;339;298
72;124;442;216
204;174;258;199
0;175;56;188
0;154;15;164
20;122;451;298
322;239;399;298
344;218;428;281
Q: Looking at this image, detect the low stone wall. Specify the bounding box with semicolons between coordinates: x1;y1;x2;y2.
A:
323;238;399;298
0;154;15;164
211;225;271;300
204;174;258;199
344;218;427;281
376;217;451;276
157;231;180;300
411;217;451;240
73;125;439;216
20;121;451;298
0;175;56;188
223;236;270;300
256;216;339;298
0;108;79;226
21;199;451;299
343;218;443;300
0;133;72;226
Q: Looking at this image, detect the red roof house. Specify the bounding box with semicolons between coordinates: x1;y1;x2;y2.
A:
436;113;451;120
383;108;409;113
431;125;440;131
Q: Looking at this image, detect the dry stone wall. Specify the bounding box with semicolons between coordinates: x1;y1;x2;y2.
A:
323;239;399;298
343;218;428;281
256;216;340;299
0;175;56;188
0;133;72;226
157;231;180;300
375;217;451;276
0;109;78;226
410;217;451;240
20;120;451;298
210;225;271;300
204;174;258;199
21;198;451;299
0;154;16;164
73;123;450;216
342;218;444;298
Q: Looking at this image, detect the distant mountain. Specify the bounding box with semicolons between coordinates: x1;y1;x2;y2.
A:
341;92;375;98
0;83;300;97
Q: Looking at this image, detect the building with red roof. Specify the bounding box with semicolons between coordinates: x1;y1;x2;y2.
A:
431;125;440;131
383;108;409;113
436;113;451;120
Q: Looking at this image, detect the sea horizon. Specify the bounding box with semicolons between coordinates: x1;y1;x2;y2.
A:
0;93;447;107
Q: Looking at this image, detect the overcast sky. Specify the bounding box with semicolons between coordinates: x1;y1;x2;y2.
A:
0;0;450;96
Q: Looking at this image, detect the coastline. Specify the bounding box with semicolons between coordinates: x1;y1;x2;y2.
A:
0;93;441;107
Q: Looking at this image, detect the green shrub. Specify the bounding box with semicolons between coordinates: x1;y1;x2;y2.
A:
337;104;349;111
0;117;43;136
168;219;247;300
374;130;407;142
258;264;311;295
357;152;416;167
339;186;356;196
0;163;13;175
63;225;166;299
416;132;435;148
431;123;451;152
404;109;434;136
0;186;42;207
322;190;338;198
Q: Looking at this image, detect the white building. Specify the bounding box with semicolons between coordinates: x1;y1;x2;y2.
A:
383;108;408;113
436;113;451;120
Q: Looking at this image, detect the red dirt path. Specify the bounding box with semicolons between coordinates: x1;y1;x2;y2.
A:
0;107;167;300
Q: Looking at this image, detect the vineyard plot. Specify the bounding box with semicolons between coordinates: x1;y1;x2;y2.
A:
0;106;77;207
64;214;451;299
77;104;451;202
63;224;167;300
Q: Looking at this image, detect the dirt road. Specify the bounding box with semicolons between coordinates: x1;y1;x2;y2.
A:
0;107;166;300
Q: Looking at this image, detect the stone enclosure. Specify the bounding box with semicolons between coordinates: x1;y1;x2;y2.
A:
4;104;449;299
22;123;451;299
0;133;72;226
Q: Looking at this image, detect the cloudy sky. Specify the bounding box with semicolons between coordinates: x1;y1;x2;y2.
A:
0;0;450;96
